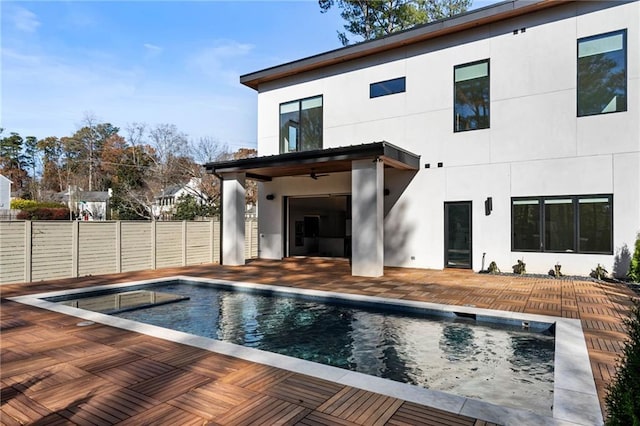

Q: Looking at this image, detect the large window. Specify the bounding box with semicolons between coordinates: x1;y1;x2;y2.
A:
577;30;627;116
279;95;323;154
454;59;489;132
512;195;612;254
370;77;406;98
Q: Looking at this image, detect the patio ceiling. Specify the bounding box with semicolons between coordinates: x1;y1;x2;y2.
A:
204;141;421;181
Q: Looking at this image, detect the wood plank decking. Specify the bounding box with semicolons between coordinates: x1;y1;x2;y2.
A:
1;258;636;425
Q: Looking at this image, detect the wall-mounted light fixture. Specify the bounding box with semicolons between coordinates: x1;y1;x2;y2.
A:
485;197;493;216
266;194;275;201
384;188;390;196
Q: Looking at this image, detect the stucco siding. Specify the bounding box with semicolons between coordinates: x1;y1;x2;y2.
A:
253;1;639;276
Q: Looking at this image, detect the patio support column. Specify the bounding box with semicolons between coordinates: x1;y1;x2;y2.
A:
351;158;384;277
222;172;246;266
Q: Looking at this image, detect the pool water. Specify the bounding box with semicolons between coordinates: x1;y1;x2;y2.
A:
103;282;555;415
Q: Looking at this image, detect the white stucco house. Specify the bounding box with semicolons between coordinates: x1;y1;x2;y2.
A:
207;0;640;277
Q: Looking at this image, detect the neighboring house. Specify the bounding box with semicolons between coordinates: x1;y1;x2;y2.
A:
152;177;203;220
207;0;640;277
0;175;11;210
55;188;111;221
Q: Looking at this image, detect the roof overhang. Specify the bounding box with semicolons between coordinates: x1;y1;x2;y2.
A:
205;142;420;181
240;0;572;90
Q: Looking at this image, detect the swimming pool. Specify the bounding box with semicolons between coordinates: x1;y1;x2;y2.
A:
51;280;555;414
11;276;603;426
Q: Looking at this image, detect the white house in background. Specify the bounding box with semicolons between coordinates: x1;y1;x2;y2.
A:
0;175;11;210
207;0;640;277
152;177;203;220
55;188;111;220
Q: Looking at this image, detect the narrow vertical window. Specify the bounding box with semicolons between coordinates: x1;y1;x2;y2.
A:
454;59;489;132
512;199;540;251
577;30;627;116
279;96;323;154
578;197;612;253
544;198;575;252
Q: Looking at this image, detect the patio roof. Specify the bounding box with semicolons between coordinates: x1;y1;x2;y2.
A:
204;141;420;181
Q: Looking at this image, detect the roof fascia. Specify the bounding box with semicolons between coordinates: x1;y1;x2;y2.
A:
240;0;570;90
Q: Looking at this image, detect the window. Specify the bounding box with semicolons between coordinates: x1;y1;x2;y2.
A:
279;96;323;154
370;77;406;98
511;195;612;254
577;30;627;116
512;199;540;251
454;59;489;132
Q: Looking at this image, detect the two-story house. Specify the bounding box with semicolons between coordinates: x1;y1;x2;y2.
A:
207;0;639;277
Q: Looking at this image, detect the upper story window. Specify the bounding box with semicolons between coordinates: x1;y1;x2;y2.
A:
279;95;323;154
511;194;613;254
578;30;627;116
454;59;490;132
370;77;406;98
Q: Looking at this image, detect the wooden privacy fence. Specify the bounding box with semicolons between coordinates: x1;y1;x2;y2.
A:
0;219;258;285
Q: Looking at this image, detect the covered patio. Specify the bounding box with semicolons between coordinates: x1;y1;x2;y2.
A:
1;259;635;425
205;142;420;277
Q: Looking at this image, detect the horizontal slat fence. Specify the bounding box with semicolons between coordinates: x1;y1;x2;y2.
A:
0;219;258;285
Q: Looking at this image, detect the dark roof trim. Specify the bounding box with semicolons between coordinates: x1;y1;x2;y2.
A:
240;0;570;90
205;142;420;180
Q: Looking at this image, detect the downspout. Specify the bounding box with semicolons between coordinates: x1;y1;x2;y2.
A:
213;170;224;265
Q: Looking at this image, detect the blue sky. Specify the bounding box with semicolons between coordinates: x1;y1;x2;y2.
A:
1;1;495;150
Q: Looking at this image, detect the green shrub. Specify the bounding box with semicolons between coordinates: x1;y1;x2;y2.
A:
512;259;526;274
606;300;640;425
628;233;640;283
591;264;609;280
10;198;38;210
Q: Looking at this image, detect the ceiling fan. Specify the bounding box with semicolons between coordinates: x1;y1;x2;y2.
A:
309;169;329;180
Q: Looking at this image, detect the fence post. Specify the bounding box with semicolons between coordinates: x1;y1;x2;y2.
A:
72;221;79;278
151;221;157;270
116;221;122;273
182;220;187;266
210;219;214;263
24;221;32;283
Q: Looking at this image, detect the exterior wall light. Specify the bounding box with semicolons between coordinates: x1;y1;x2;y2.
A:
266;194;275;201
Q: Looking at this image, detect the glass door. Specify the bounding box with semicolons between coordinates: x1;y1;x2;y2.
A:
445;202;472;268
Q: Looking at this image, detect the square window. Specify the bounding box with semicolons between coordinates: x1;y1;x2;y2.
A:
454;60;490;132
578;30;627;116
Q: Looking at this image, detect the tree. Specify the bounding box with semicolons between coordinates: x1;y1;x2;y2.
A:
320;0;472;46
0;130;29;196
38;136;65;192
173;193;215;220
606;301;640;425
23;136;40;199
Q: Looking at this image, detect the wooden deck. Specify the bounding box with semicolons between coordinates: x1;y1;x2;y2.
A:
1;259;636;425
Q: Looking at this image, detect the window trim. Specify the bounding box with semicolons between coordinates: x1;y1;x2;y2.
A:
369;77;406;98
511;194;613;255
453;58;490;133
577;29;627;117
279;95;323;154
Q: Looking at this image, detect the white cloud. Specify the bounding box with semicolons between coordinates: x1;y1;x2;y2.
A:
188;39;254;85
1;44;257;148
144;43;162;52
11;6;41;33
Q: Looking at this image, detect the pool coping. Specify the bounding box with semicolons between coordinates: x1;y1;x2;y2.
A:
8;275;603;426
